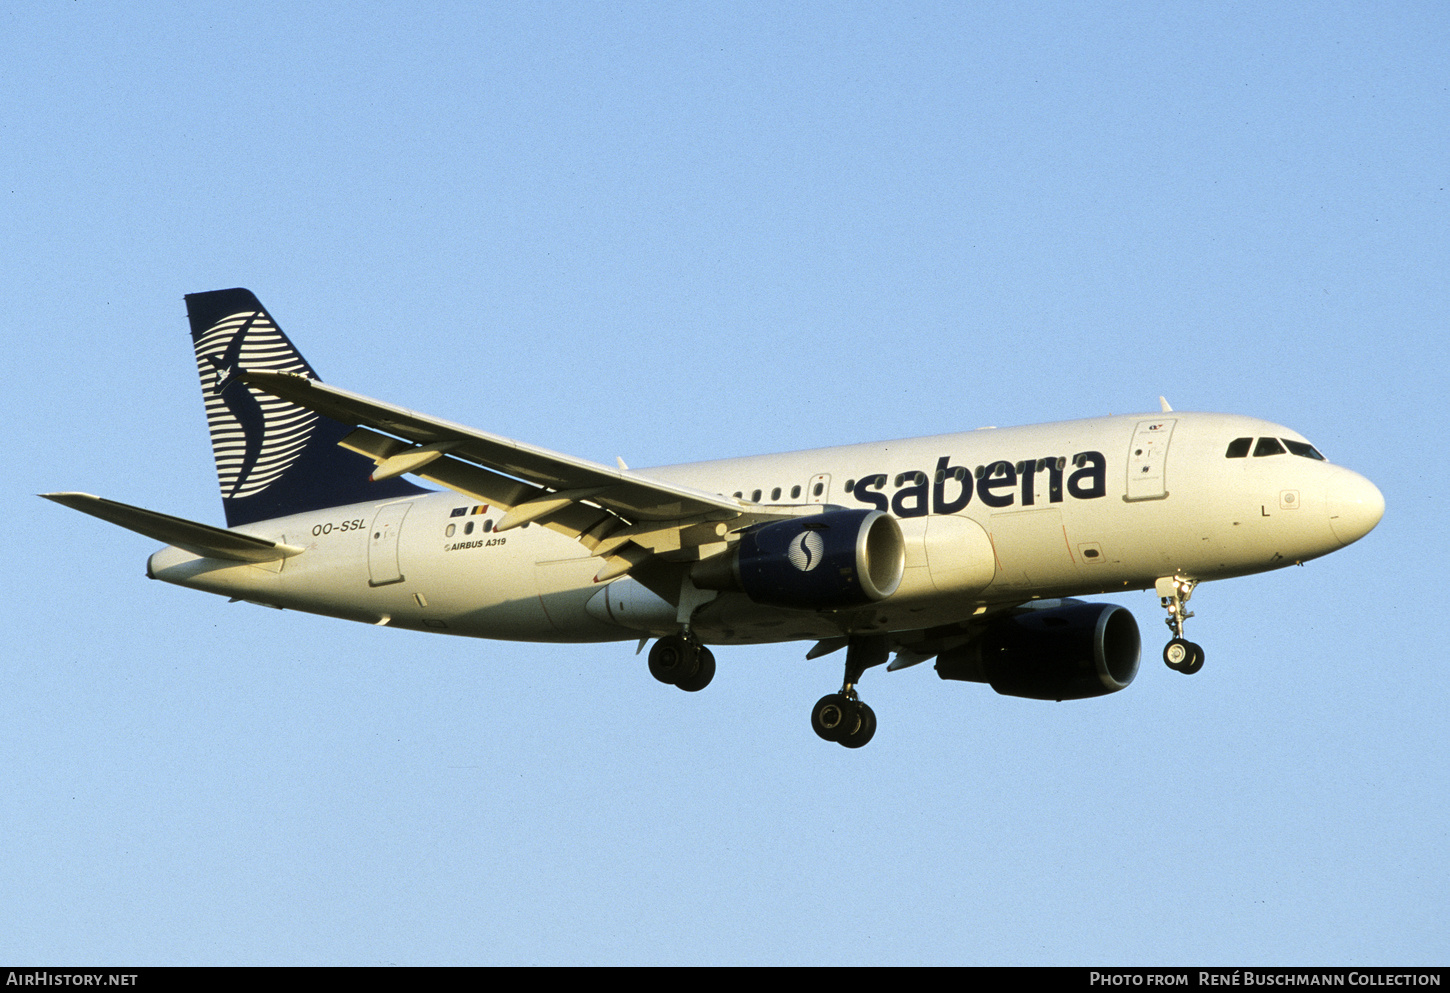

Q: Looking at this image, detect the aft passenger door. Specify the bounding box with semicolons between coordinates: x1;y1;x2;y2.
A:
368;501;413;586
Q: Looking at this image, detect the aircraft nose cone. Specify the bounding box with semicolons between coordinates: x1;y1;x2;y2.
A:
1327;470;1384;546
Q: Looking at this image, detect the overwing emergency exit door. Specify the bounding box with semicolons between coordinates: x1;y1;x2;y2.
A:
807;474;831;504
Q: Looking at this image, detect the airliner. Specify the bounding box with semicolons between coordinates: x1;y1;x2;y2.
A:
44;289;1385;747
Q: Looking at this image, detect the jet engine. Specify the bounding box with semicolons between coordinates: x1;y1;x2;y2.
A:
935;600;1141;700
692;509;905;610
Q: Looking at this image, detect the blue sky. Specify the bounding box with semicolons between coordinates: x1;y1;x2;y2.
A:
4;2;1446;965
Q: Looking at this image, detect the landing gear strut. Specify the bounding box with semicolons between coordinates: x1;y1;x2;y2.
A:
1156;575;1204;675
648;633;715;692
811;635;887;748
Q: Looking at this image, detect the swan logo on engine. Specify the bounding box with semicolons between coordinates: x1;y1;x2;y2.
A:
787;531;825;571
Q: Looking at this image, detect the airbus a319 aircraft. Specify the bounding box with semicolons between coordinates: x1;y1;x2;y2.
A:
46;289;1385;748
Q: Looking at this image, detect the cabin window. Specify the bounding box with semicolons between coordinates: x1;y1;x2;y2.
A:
1253;437;1286;457
1225;437;1252;458
844;479;855;492
445;523;456;537
813;482;824;496
1283;439;1326;461
465;521;474;534
791;485;801;499
751;489;762;502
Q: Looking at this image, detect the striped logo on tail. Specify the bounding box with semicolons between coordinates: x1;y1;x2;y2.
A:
184;288;427;527
194;308;319;500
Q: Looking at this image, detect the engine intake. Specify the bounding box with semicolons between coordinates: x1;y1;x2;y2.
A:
936;600;1141;700
692;509;904;610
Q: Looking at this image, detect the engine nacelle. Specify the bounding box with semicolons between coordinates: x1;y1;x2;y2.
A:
935;600;1141;700
692;509;905;611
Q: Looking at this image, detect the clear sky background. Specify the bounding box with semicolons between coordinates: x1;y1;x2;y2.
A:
3;2;1446;966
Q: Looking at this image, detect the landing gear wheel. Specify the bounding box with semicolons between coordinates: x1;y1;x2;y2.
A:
839;702;876;749
1163;638;1205;674
676;646;715;692
811;694;854;742
1165;637;1189;669
648;635;692;686
1163;638;1193;671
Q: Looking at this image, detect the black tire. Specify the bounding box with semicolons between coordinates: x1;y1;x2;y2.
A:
811;694;854;742
1183;642;1205;675
648;636;692;685
1163;638;1193;671
676;646;715;692
839;702;876;749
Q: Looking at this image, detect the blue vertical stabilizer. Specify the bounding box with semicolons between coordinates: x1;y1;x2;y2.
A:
185;288;428;527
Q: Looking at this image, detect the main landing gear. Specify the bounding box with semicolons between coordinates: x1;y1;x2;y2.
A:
648;633;715;693
1156;575;1205;675
811;635;887;749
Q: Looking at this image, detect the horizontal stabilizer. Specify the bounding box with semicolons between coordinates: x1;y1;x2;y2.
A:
40;492;305;563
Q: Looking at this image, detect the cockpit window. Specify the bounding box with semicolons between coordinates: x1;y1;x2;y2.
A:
1253;437;1286;457
1225;437;1252;458
1282;439;1327;461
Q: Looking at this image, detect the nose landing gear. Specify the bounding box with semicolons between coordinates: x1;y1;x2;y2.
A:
1157;575;1205;674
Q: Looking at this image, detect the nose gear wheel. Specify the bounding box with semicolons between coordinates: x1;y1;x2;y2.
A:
1163;637;1204;674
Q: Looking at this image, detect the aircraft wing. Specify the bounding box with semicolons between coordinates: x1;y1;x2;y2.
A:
40;493;305;563
241;371;779;590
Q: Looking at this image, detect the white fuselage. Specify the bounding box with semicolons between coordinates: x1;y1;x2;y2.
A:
146;411;1382;646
